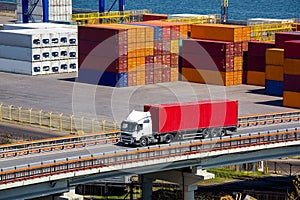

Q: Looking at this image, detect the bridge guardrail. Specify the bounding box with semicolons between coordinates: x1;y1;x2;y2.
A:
0;130;119;158
1;128;300;184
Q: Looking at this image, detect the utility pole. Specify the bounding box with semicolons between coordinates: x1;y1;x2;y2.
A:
221;0;228;23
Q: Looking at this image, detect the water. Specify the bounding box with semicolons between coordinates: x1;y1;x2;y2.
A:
3;0;300;20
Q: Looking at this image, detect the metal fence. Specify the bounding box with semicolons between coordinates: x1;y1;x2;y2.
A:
0;104;118;134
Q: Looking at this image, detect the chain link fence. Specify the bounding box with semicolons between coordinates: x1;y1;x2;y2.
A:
0;104;118;134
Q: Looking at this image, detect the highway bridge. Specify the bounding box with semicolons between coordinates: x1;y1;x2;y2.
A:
1;120;300;200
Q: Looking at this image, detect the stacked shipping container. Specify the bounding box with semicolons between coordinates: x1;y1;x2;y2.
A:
283;40;300;108
246;41;275;86
265;48;284;96
0;23;78;75
78;22;188;87
181;24;250;86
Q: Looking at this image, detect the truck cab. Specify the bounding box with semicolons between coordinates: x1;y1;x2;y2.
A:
120;110;153;146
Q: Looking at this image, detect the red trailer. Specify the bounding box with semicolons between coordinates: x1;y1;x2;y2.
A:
121;100;238;146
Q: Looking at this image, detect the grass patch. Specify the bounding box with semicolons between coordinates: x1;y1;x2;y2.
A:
207;167;265;180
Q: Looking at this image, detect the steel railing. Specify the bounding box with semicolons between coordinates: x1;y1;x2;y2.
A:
1;128;300;184
0;130;119;158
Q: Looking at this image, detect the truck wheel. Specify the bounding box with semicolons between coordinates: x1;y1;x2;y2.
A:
203;129;213;139
139;137;148;147
165;134;174;143
212;128;226;137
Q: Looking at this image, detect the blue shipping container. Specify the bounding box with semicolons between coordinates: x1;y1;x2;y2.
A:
78;69;128;87
265;80;283;96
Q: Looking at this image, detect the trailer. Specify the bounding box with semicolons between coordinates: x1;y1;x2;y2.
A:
120;99;238;146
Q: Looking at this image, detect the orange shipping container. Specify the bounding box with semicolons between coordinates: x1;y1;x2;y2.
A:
191;24;245;42
181;67;234;86
242;26;251;41
266;48;284;66
283;91;300;108
265;65;283;81
284;58;300;76
246;71;265;86
128;57;137;71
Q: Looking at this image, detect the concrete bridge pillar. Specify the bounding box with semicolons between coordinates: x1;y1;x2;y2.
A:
140;169;208;200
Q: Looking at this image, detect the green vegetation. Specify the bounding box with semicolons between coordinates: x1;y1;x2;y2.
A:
207;167;265;180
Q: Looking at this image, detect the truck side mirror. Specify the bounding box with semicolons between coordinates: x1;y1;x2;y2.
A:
143;119;150;123
137;124;143;131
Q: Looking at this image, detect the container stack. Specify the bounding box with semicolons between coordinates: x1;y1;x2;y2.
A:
78;22;188;87
265;48;284;96
0;24;78;75
283;40;300;108
181;24;250;86
17;0;72;22
142;14;168;21
246;41;275;86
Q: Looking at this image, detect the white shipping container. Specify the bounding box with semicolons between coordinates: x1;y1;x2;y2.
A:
50;60;60;74
68;58;78;72
0;45;41;62
59;46;69;59
41;61;51;75
0;29;42;48
68;46;78;59
4;23;77;30
41;47;51;61
0;57;42;75
50;47;60;60
59;59;69;73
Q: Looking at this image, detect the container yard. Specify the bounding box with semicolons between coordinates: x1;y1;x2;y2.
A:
0;1;300;199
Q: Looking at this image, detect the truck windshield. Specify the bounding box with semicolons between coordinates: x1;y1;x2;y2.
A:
121;122;137;132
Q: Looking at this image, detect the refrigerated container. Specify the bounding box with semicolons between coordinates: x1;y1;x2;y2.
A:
0;29;42;48
68;59;78;72
0;58;42;75
59;59;69;73
0;45;41;62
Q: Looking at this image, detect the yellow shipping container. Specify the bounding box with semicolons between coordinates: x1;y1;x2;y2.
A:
170;40;180;54
266;48;284;66
246;71;265;86
265;65;284;81
234;56;243;71
242;26;251;41
191;24;246;42
233;71;243;85
170;67;179;81
283;91;300;108
284;58;300;76
181;68;234;86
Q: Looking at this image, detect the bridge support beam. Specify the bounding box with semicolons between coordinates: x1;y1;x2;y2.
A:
140;169;206;200
54;188;83;200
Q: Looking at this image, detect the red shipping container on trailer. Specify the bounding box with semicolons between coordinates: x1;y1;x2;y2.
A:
284;40;300;59
248;41;275;57
181;39;234;57
144;100;238;134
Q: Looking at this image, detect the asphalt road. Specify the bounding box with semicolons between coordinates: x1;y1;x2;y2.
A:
1;122;300;170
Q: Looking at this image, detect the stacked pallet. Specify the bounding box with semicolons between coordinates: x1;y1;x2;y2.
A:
246;41;275;86
265;48;284;96
283;40;300;108
181;24;250;86
0;24;78;76
78;22;188;87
